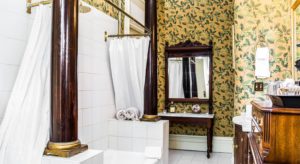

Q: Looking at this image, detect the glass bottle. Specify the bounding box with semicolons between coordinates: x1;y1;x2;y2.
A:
169;101;176;113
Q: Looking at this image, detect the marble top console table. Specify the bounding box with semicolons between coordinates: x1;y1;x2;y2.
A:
158;112;214;158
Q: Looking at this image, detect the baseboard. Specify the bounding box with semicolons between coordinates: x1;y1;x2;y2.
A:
169;134;233;153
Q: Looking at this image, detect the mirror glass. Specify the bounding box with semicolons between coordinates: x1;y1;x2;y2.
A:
295;5;300;80
168;56;210;99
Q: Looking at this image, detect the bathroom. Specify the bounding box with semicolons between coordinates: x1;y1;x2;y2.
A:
0;0;300;164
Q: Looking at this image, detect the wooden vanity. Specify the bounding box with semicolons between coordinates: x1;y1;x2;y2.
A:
249;102;300;163
234;102;300;164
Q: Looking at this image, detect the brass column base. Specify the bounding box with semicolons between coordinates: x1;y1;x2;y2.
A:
44;140;88;158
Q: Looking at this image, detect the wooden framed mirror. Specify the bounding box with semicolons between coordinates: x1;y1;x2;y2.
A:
165;40;213;112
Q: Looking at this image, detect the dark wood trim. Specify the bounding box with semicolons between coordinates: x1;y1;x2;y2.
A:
209;48;213;114
144;0;158;115
248;133;264;164
50;0;79;143
168;52;211;58
165;40;214;114
168;98;210;104
252;101;300;114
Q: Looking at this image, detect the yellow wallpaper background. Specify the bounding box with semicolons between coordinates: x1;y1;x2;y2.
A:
87;0;294;137
296;7;300;80
157;0;235;137
234;0;292;115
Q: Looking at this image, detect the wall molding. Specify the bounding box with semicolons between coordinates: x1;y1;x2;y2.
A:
169;134;233;153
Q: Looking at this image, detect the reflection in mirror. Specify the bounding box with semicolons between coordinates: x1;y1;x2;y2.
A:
168;57;210;99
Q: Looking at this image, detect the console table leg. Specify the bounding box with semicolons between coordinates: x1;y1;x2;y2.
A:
207;127;213;158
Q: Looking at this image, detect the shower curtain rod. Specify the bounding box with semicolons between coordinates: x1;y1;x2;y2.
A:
104;0;151;41
26;0;51;13
26;0;91;14
104;31;150;41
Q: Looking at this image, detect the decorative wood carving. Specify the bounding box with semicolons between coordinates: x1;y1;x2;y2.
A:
166;40;213;48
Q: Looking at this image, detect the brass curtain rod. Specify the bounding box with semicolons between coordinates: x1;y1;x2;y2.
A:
104;0;151;34
27;0;51;13
104;32;150;41
26;0;91;14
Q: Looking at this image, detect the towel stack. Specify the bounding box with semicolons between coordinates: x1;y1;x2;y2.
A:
116;107;140;121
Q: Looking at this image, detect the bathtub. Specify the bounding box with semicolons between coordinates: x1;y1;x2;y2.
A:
104;150;160;164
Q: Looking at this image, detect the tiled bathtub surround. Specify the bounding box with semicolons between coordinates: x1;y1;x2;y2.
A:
107;119;169;164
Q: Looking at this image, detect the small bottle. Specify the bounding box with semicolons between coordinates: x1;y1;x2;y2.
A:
169;101;176;113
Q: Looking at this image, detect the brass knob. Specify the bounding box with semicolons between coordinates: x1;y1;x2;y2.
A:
241;138;244;142
234;145;238;149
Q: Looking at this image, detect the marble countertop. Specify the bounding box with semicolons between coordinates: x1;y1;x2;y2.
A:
233;115;252;132
158;112;214;118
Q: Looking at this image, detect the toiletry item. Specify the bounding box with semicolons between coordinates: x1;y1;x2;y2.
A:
169;101;176;113
245;104;252;117
163;109;167;114
192;104;201;113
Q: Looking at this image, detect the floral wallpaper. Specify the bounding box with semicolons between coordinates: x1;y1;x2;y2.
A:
296;7;300;80
234;0;292;115
157;0;235;137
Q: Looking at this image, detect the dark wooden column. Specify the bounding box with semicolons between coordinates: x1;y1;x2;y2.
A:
144;0;158;115
45;0;87;157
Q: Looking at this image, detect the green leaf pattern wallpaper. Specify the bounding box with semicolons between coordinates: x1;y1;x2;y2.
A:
157;0;235;137
85;0;293;137
234;0;292;116
296;7;300;80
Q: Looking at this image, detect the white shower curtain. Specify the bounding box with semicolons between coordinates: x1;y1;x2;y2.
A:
202;57;210;98
109;37;150;117
168;60;184;98
0;6;52;164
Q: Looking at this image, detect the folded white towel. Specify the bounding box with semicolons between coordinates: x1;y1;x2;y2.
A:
144;146;162;159
116;110;126;120
125;107;140;120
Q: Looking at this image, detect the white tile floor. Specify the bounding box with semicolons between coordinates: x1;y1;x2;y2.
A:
169;149;233;164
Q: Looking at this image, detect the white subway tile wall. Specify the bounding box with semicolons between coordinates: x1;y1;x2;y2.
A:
107;119;169;164
0;1;118;151
77;5;118;150
0;0;35;123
